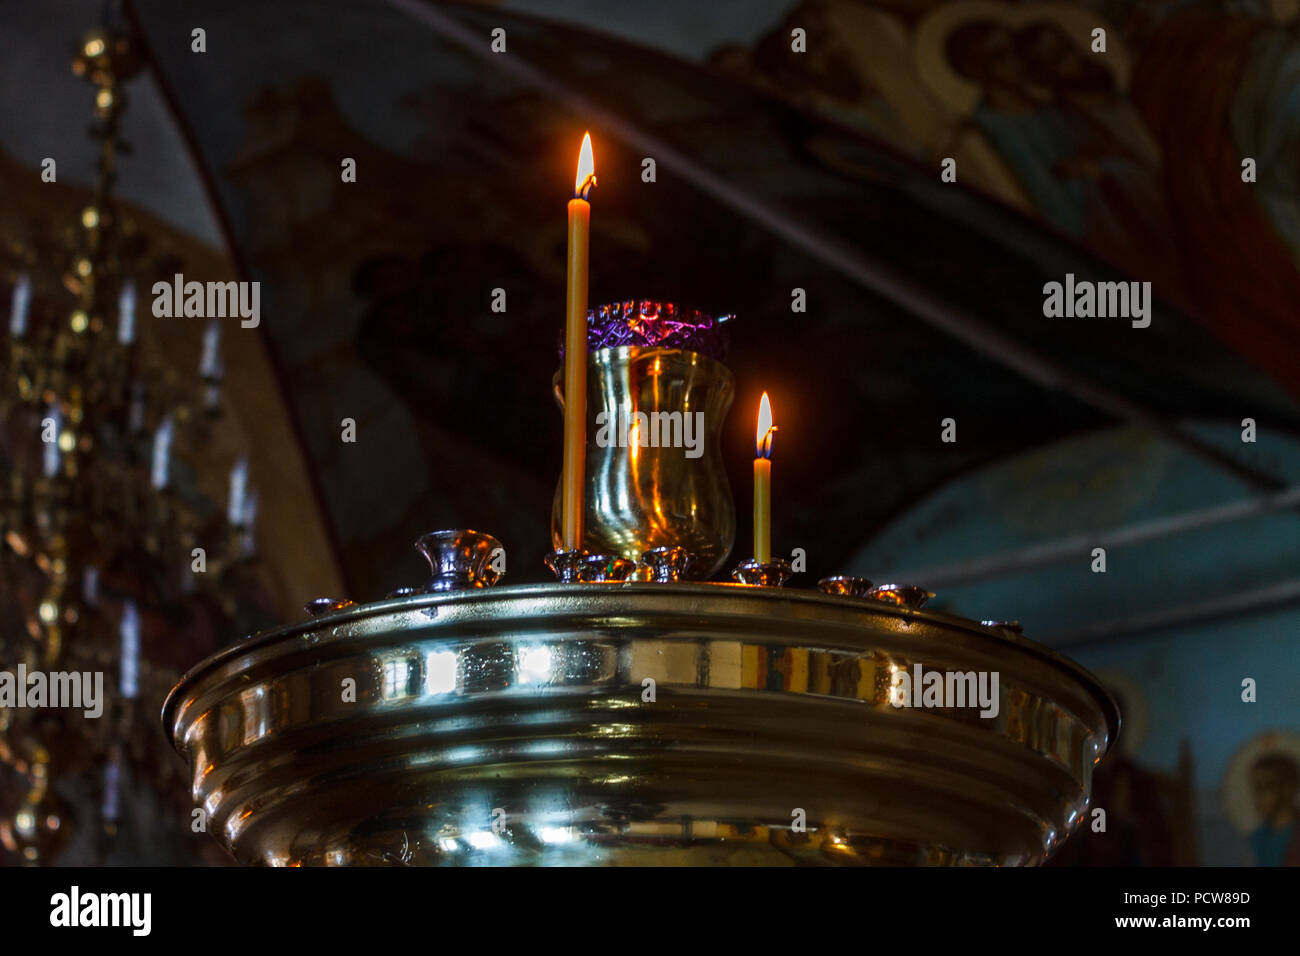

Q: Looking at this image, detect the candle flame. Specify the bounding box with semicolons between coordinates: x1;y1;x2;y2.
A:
574;132;597;200
755;392;776;459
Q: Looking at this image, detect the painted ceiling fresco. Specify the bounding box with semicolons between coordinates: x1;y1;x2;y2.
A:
130;0;1300;602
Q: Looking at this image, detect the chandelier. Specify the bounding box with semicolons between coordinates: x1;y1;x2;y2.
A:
0;19;256;865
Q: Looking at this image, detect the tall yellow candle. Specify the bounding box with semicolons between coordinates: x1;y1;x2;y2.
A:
562;133;596;551
753;392;775;563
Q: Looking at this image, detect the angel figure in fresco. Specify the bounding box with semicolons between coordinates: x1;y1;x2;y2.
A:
708;0;1039;214
913;2;1185;298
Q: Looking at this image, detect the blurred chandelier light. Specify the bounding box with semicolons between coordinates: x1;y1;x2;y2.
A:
0;16;257;864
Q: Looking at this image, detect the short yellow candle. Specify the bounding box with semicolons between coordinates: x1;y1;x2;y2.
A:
753;392;775;563
561;133;596;550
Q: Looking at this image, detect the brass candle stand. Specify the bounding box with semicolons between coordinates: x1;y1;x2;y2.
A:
161;291;1119;866
163;547;1117;866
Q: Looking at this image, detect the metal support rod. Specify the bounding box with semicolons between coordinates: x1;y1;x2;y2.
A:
886;484;1300;588
1045;577;1300;648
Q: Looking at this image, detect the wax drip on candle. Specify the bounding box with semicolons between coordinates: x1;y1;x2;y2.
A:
119;600;139;700
117;279;136;345
9;273;30;338
150;415;174;489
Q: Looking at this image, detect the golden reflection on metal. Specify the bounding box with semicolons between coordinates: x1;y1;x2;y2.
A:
578;553;636;582
165;583;1117;866
552;348;735;578
732;559;793;587
868;584;936;609
415;529;503;591
305;597;355;616
639;546;694;582
818;576;874;597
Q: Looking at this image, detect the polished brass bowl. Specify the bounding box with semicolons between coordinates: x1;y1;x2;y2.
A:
163;583;1117;866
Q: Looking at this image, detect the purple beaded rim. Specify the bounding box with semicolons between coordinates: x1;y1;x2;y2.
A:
559;300;730;362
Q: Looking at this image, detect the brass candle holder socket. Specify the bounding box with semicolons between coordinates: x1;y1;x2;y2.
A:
415;529;504;592
640;546;695;582
545;550;636;583
868;584;935;610
817;576;874;597
732;559;793;587
304;598;354;617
